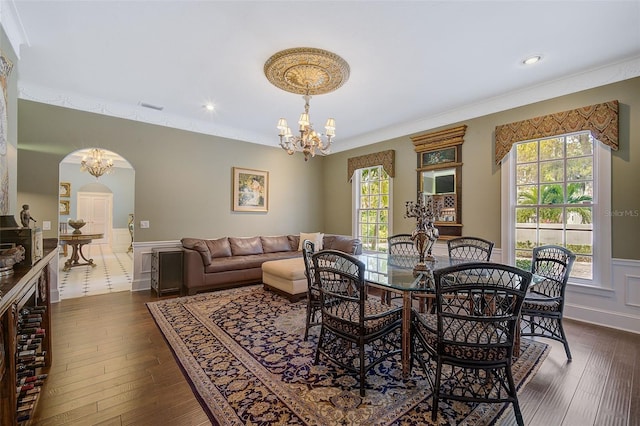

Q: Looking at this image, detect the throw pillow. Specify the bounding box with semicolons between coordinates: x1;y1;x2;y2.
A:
298;232;324;251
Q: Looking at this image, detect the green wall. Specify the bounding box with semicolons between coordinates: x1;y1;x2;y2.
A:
14;71;639;261
17;101;325;240
1;26;18;215
323;77;640;260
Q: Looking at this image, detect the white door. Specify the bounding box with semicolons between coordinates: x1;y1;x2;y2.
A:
77;192;113;245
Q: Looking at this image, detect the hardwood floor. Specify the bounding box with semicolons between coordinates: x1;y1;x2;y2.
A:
32;290;639;425
33;291;209;426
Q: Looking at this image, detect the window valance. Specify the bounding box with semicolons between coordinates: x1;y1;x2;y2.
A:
347;150;395;182
494;100;619;164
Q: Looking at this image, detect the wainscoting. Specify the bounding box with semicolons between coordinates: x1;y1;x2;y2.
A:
127;240;640;334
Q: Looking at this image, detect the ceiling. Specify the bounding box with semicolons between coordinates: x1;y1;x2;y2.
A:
3;1;640;154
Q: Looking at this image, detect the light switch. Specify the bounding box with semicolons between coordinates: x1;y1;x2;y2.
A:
140;220;150;229
43;221;51;230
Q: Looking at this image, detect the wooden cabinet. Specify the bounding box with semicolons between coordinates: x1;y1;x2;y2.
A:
0;250;55;425
151;248;183;296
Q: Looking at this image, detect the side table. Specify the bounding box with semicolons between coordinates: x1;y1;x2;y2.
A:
151;248;183;296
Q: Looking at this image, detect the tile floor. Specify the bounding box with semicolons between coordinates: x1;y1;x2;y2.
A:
58;244;133;299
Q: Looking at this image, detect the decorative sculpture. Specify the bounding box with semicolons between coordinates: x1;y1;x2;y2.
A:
404;192;441;273
20;204;36;228
128;214;134;253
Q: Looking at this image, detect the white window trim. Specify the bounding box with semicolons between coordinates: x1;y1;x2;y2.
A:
351;167;393;251
501;137;612;289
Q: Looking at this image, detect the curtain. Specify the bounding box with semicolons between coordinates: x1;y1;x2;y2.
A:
494;100;619;164
347;150;395;182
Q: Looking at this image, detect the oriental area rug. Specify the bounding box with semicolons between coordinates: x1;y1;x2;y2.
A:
147;285;548;425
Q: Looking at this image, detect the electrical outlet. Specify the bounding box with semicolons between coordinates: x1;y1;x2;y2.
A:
42;221;51;230
140;220;150;229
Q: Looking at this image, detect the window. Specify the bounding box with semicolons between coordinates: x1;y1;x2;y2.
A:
354;165;390;252
502;131;611;287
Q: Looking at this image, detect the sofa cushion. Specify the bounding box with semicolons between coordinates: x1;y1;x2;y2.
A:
261;236;292;253
324;234;360;254
205;253;288;273
288;235;300;250
206;237;232;258
298;232;324;251
229;236;264;256
181;238;212;266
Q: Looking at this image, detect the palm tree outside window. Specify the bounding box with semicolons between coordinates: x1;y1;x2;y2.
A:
514;132;594;279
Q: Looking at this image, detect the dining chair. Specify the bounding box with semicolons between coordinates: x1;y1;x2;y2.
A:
447;236;495;263
520;245;576;360
384;234;419;303
415;236;495;313
412;262;532;426
312;250;402;397
302;239;319;341
388;233;416;256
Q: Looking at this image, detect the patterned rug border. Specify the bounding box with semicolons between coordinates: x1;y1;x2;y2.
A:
147;285;549;425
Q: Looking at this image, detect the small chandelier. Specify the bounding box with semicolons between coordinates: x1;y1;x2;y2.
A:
80;148;113;179
276;88;335;161
265;47;349;161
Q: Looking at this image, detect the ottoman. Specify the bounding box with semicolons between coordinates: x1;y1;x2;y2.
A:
262;257;308;302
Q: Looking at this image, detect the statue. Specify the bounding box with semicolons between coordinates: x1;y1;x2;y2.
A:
404;192;441;273
20;204;36;228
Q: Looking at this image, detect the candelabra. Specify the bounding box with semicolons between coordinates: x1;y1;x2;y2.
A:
404;192;441;272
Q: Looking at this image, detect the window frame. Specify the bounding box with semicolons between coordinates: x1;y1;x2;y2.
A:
352;165;392;253
501;131;611;289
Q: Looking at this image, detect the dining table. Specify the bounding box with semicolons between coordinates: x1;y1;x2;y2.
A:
357;252;442;377
356;251;538;378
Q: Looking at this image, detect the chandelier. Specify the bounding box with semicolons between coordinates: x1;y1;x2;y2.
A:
80;148;114;179
264;47;350;161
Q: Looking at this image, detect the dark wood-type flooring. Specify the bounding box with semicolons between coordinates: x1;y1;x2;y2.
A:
31;290;640;425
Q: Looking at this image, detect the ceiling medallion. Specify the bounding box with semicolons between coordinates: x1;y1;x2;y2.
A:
264;47;350;95
265;48;349;161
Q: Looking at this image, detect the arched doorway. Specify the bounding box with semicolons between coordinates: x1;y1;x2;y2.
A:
57;148;135;299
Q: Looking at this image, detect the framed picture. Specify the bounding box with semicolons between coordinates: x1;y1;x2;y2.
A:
421;147;457;167
59;182;71;198
59;200;70;215
232;167;269;212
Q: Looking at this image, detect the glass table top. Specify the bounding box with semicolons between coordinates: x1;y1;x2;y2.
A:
356;252;540;293
356;252;442;293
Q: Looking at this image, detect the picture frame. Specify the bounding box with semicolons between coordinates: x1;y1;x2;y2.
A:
59;200;70;215
232;167;269;212
421;147;457;167
59;181;71;198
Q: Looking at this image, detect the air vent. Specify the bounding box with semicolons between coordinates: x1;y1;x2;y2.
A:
138;102;164;111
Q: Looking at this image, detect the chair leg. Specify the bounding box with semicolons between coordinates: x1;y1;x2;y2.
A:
507;368;524;426
512;398;525;426
314;326;324;364
304;301;313;341
359;340;366;397
558;320;572;361
431;360;442;421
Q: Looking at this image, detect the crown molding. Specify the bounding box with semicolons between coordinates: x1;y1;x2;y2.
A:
336;55;640;153
17;83;273;147
15;55;640;154
0;0;29;58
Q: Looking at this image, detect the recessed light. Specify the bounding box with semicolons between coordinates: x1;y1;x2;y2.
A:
204;103;215;112
522;55;542;65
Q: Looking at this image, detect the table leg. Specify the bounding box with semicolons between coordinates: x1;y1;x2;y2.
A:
401;292;412;378
63;242;96;271
77;242;95;266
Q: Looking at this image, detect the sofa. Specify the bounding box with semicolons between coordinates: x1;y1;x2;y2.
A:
181;234;362;296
